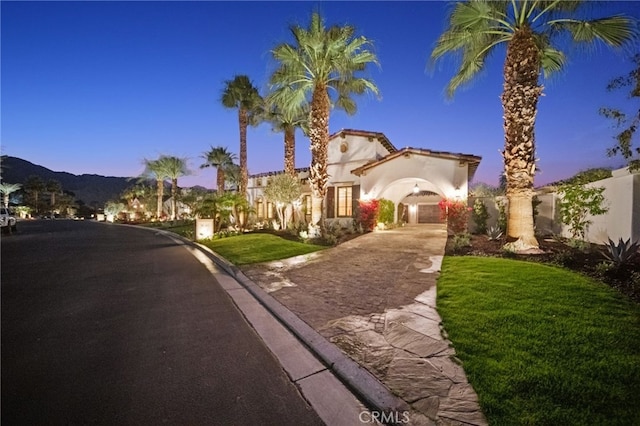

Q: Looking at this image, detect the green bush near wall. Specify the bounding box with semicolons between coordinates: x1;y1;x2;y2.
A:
378;198;395;225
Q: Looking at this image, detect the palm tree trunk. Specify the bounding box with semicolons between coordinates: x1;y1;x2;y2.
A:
156;179;164;219
284;125;296;176
216;169;225;195
501;26;542;251
309;84;330;230
239;107;248;196
171;178;177;221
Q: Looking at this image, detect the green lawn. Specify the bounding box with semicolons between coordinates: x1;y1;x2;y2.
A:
137;220;195;238
437;256;640;425
198;233;326;265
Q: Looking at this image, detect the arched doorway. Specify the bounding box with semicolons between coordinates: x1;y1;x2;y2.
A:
399;190;445;224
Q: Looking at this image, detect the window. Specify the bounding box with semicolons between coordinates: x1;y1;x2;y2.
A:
337;186;353;217
256;199;264;219
304;195;311;221
266;201;274;219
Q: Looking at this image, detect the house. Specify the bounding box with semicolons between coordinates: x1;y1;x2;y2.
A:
247;129;482;226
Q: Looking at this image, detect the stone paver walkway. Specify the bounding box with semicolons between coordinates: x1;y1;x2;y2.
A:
241;225;487;425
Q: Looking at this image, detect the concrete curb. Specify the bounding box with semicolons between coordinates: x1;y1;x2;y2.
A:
151;227;409;418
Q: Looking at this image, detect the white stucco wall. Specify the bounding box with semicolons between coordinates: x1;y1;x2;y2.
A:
532;167;639;243
359;153;470;205
571;170;639;243
328;133;392;184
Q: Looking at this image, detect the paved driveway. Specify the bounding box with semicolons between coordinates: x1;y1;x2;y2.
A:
242;224;487;425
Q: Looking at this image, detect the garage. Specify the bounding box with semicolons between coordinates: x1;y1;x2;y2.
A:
417;204;445;224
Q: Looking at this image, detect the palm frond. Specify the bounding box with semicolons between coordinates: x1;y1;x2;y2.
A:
549;15;639;47
268;11;379;116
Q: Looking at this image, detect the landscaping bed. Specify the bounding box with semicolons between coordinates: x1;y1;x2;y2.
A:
446;233;640;303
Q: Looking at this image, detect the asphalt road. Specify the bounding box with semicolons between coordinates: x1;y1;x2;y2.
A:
1;220;324;425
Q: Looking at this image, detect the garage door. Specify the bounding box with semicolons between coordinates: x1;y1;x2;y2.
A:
417;204;444;223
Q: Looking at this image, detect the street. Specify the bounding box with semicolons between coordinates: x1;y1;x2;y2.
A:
1;220;323;425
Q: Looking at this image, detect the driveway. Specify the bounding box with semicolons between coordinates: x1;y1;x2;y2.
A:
241;224;487;425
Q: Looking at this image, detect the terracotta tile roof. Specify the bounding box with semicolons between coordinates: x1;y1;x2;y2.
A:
249;167;310;179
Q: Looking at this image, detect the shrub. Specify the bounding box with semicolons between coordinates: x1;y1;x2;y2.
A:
557;182;608;240
566;238;591;253
603;237;639;266
496;198;508;234
486;226;503;241
594;261;613;277
357;199;380;231
438;199;471;234
551;250;575;267
451;233;472;253
378;198;395;225
472;199;489;234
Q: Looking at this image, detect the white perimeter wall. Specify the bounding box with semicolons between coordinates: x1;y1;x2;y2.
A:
470;168;639;244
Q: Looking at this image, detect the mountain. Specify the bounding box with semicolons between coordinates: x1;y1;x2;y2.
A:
0;156;132;206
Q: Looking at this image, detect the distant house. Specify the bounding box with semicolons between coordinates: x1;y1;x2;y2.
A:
247;129;481;226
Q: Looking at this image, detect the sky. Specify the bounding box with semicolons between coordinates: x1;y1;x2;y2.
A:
2;1;639;190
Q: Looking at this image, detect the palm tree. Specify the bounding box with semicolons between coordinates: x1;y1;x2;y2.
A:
265;87;309;176
154;155;190;221
270;11;380;232
431;1;637;251
224;163;242;192
201;146;237;195
142;158;169;219
46;179;62;207
221;75;264;196
23;175;45;214
0;182;21;208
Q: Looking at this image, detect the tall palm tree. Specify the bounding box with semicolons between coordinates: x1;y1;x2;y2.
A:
154;155;190;221
46;179;62;207
221;75;264;196
23;175;45;214
265;87;309;176
270;12;380;231
142;158;169;219
0;182;21;208
431;1;637;251
201;146;237;195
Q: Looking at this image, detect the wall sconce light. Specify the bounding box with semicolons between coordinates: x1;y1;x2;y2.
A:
413;183;420;194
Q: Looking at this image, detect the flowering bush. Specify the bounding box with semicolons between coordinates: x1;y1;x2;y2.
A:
438;199;471;234
358;199;380;231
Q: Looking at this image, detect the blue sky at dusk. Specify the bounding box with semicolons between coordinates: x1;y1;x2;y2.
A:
2;1;638;190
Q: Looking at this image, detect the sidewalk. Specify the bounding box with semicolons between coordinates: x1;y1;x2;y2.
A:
240;224;487;426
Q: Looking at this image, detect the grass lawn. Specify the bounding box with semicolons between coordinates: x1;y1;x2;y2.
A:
437;256;640;425
198;233;326;265
138;221;194;238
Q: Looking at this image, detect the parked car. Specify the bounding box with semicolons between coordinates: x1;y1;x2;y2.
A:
0;207;17;233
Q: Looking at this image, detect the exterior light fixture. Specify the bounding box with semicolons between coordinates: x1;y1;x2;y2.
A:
413;183;420;194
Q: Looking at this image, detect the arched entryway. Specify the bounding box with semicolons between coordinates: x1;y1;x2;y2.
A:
398;191;446;224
